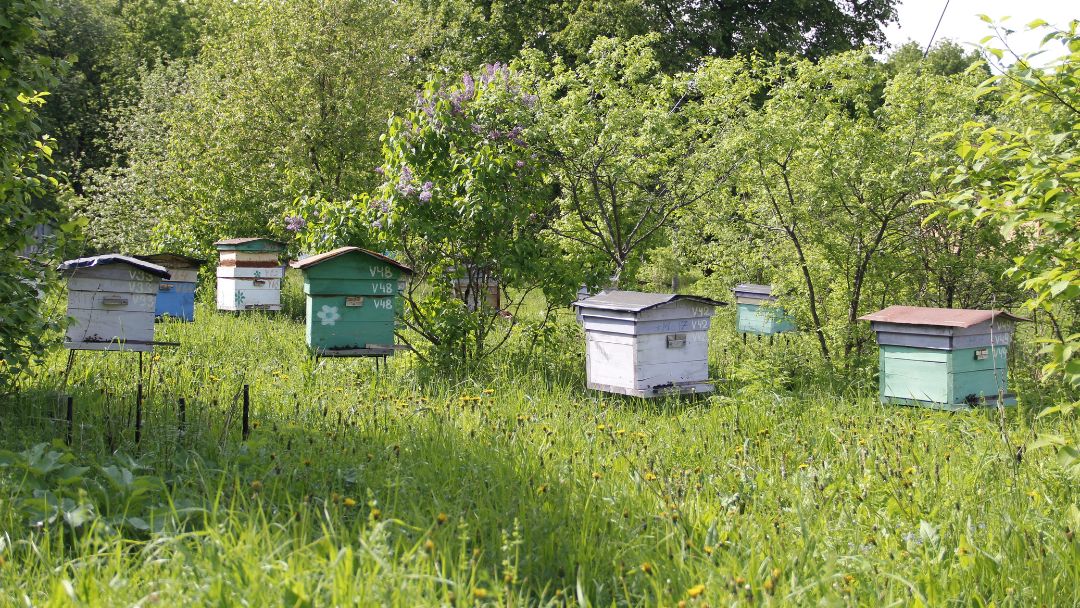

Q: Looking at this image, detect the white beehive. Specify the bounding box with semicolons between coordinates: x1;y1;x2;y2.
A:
58;254;171;351
573;291;725;397
213;238;285;312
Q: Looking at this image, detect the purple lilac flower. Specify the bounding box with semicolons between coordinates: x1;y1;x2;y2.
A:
515;160;525;169
284;215;307;232
521;93;538;108
419;181;434;202
374;166;385;175
372;220;383;229
463;73;476;100
470;123;485;135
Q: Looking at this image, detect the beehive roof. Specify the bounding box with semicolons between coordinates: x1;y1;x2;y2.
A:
573;290;725;312
213;237;284;250
734;283;772;295
57;254;170;278
859;305;1027;328
290;246;413;274
133;253;206;267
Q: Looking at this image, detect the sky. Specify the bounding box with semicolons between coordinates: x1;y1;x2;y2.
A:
882;0;1077;63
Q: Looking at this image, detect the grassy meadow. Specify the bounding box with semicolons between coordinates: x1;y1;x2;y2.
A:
0;280;1078;607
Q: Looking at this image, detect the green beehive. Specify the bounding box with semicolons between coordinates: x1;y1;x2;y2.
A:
290;247;412;354
860;306;1026;410
733;284;796;335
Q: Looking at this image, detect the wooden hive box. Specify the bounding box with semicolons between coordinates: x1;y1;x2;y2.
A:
290;247;413;354
213;238;285;312
449;267;501;311
134;253;205;322
733;283;796;335
573;291;726;397
860;306;1027;410
58;254;171;352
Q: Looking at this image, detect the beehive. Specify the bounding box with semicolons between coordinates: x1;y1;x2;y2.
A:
58;254;170;351
573;291;725;397
290;247;412;354
449;268;500;311
733;284;796;335
860;305;1026;409
213;238;285;312
134;253;205;322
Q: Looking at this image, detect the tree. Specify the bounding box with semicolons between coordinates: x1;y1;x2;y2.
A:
77;0;422;255
0;0;64;386
689;50;1002;366
288;65;578;367
931;19;1080;473
530;36;749;287
417;0;898;71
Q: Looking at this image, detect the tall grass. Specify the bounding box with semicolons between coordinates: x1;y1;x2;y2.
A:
0;293;1077;606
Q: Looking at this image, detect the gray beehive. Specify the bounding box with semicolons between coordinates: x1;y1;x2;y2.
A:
58;254;171;351
573;291;725;397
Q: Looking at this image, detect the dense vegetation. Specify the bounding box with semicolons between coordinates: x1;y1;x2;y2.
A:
2;0;1078;605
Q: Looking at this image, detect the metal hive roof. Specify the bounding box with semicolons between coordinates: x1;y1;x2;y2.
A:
57;254;171;278
290;246;413;274
859;305;1027;328
212;237;285;248
133;253;206;268
572;290;725;313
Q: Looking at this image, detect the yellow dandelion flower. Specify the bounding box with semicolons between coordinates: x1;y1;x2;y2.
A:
645;472;657;481
472;588;488;599
640;562;654;575
424;539;435;552
250;480;263;491
687;584;705;598
482;388;494;395
370;508;382;520
592;472;602;480
437;512;449;524
343;498;357;507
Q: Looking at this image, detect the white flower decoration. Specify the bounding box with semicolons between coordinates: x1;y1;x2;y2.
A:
317;305;341;326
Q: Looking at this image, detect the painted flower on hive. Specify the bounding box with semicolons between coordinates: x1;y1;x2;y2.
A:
317;304;341;326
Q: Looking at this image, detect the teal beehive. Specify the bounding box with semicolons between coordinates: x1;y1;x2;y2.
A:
860;306;1026;410
290;247;412;354
733;284;796;335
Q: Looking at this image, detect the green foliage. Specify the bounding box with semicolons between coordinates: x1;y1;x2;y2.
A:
530;36;750;287
0;0;65;388
929;19;1080;470
80;0;420;255
419;0;899;71
365;64;578;367
684;50;1019;369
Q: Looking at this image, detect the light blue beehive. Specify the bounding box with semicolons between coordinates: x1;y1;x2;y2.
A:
733;284;796;335
860;305;1026;410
